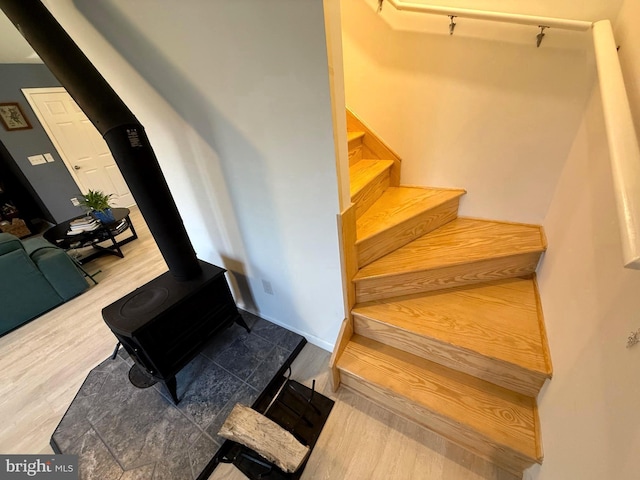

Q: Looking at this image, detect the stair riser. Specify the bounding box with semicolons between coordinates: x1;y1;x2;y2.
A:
348;140;363;166
357;199;460;268
355;252;542;302
353;171;391;219
349;147;363;165
353;315;547;397
339;371;535;475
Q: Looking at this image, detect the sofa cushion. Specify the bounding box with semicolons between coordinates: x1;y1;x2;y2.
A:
28;245;89;301
0;232;24;256
0;249;63;336
25;237;89;300
23;237;62;257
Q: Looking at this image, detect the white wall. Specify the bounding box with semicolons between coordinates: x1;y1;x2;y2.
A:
341;0;595;224
615;0;640;141
529;4;640;479
45;0;345;349
529;86;640;480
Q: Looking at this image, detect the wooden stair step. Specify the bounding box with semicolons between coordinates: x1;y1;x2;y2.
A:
356;187;465;267
352;277;552;396
347;131;365;144
350;160;394;219
336;335;542;475
354;218;546;302
347;131;365;165
347;110;401;164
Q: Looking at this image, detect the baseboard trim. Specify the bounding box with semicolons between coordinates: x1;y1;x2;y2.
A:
236;305;335;352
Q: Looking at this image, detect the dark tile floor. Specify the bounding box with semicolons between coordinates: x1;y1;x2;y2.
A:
51;310;306;480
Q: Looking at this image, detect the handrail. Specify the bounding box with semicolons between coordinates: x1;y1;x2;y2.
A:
593;20;640;269
383;0;593;31
379;4;640;269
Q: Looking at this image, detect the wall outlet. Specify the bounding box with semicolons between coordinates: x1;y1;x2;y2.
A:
262;279;274;295
70;197;80;207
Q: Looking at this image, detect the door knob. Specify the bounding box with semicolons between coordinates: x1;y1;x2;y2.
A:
74;165;81;170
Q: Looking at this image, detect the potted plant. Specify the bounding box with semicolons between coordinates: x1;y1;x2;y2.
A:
79;190;115;223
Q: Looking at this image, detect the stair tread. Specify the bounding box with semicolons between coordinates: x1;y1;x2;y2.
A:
352;278;551;376
350;160;394;198
338;335;540;460
354;218;546;280
356;187;465;243
348;131;365;142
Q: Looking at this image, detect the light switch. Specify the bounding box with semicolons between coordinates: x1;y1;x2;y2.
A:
27;155;46;166
44;153;55;163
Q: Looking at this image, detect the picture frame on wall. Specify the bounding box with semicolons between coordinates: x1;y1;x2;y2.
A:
0;103;33;131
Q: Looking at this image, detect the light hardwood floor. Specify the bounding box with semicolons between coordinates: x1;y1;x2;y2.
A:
0;207;516;479
0;207;167;455
214;342;517;480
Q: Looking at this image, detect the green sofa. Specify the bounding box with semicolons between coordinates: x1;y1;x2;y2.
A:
0;233;89;336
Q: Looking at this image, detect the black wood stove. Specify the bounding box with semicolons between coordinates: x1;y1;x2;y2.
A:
102;261;249;403
1;0;250;404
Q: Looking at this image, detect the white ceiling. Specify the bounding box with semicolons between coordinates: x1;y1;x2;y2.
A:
0;11;41;63
0;0;624;64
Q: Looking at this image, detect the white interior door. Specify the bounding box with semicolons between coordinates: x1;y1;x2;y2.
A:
23;87;135;208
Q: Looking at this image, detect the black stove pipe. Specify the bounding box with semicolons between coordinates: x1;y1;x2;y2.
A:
0;0;201;281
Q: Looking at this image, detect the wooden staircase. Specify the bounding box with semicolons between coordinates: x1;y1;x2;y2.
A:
330;110;552;476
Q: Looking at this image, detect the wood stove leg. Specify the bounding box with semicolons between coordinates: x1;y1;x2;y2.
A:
236;314;251;333
163;376;179;405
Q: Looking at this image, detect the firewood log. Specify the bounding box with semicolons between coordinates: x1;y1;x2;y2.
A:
218;404;310;473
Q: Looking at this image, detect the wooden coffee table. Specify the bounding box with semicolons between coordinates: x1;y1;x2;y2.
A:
44;207;138;264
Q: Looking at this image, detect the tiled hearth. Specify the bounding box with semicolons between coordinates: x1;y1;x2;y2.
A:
51;311;306;480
